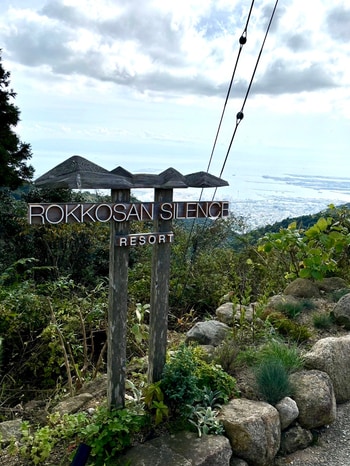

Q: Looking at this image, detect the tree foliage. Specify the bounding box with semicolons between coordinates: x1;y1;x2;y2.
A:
258;204;350;282
0;50;34;188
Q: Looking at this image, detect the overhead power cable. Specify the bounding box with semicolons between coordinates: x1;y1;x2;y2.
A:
205;0;255;176
218;0;280;180
185;0;256;240
173;1;280;312
172;2;257;309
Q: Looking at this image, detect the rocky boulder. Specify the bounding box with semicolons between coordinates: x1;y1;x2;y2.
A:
303;334;350;403
284;278;320;298
279;424;313;455
317;277;348;293
0;420;22;446
289;370;336;429
275;397;299;430
185;320;230;346
265;294;300;312
53;392;93;415
331;293;350;329
119;431;232;465
219;398;280;466
216;303;255;326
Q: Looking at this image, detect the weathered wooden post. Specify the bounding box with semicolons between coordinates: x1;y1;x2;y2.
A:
107;188;130;409
148;188;173;383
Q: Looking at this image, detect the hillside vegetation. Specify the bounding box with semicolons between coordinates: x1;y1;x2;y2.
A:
1;187;350;464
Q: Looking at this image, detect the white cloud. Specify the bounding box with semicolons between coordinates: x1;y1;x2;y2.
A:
1;0;349;205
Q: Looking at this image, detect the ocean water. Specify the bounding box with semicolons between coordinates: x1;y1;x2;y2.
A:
224;171;350;228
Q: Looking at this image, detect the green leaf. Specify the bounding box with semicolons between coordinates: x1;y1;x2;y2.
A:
316;217;329;231
299;268;311;278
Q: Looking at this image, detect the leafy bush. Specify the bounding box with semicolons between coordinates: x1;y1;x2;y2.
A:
17;406;149;466
160;345;237;416
0;277;108;397
160;345;202;413
80;407;149;465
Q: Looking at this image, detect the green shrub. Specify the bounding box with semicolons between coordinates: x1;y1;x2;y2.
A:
265;312;311;342
160;345;237;416
213;337;240;374
255;359;293;405
81;407;149;465
160;345;202;414
17;406;149;466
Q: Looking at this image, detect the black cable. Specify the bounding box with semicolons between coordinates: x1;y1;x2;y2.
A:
173;2;256;310
219;0;280;180
182;2;255;249
180;0;280;296
205;0;255;176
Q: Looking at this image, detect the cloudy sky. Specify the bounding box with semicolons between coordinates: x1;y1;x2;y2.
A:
1;0;350;204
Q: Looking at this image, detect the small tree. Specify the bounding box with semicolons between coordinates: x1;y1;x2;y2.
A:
0;50;34;189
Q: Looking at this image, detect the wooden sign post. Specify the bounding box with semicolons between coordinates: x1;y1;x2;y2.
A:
29;156;229;410
107;188;130;408
148;188;173;383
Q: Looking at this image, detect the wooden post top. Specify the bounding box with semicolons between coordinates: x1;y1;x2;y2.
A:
34;155;229;190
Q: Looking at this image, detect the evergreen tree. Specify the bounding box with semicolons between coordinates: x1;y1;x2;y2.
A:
0;50;34;189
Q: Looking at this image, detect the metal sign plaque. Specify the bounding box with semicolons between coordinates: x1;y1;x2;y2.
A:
28;201;229;225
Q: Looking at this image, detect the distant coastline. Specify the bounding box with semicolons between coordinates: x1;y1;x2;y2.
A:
230;196;343;230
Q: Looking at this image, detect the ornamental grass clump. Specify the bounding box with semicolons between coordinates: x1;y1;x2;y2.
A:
254;340;303;405
255;359;292;405
258;340;304;373
313;312;334;330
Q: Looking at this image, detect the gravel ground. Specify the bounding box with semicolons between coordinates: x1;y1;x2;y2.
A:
275;401;350;466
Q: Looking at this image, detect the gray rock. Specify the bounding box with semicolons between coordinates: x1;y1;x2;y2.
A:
120;431;232;465
317;277;348;293
332;293;350;329
216;302;235;325
216;303;255;326
23;400;48;425
186;320;230;346
219;398;280;466
77;374;107;397
289;370;336;429
230;458;249;466
304;334;350;403
275;397;299;430
266;294;300;311
0;419;22;446
279;424;313;455
284;278;320;298
52;392;93;415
